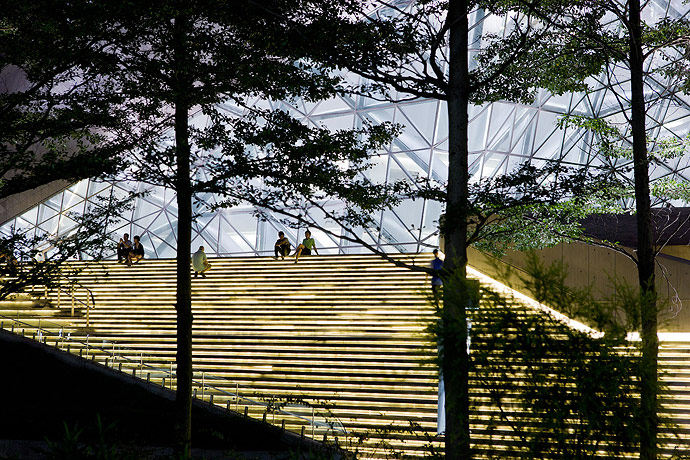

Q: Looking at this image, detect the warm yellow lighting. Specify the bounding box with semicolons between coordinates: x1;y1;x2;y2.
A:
4;254;687;458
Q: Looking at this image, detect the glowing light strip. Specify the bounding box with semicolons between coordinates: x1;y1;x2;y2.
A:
468;266;685;344
467;266;602;337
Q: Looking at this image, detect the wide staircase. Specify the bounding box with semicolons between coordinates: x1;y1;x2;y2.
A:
1;254;440;458
0;255;689;458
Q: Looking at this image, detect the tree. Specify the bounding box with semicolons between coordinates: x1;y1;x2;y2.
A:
496;3;690;457
259;2;620;457
35;1;402;456
0;1;138;303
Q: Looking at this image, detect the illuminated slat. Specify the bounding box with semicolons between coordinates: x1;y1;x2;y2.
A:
4;253;690;458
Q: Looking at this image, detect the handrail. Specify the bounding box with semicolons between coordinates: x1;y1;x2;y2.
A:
192;372;347;435
54;282;95;309
1;272;96;326
38;276;96;326
0;313;347;439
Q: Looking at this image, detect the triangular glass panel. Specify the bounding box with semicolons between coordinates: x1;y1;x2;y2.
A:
318;114;355;132
38;215;60;235
362;108;395;125
36;204;58;225
87;180;111;198
398;101;439;145
62;191;84;212
469;109;488;152
435;101;449;145
68;180;88;198
421;199;442;239
58;215;78;234
312;96;353;116
44;193;64;212
21;207;39;227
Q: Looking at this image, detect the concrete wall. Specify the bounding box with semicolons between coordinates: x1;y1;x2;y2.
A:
468;242;690;332
0;180;69;225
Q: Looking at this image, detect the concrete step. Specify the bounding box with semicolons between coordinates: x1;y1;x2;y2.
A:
3;253;690;458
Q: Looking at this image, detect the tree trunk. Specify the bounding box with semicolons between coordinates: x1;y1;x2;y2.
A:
628;1;658;458
173;11;193;459
444;0;471;458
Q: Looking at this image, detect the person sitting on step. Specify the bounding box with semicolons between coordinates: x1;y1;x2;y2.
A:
192;245;211;278
127;235;145;266
293;230;318;264
117;233;133;263
274;231;291;260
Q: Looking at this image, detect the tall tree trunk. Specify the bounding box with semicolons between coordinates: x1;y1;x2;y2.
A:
444;0;471;458
629;1;658;458
173;10;193;459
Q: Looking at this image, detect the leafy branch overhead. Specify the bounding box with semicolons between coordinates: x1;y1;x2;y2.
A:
197;109;404;217
412;161;626;254
0;0;138;198
15;1;428;454
560;114;690;206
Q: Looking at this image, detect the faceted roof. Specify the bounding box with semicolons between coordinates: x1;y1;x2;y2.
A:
3;2;690;258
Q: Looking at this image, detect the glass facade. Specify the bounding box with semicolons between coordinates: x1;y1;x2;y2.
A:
3;2;690;258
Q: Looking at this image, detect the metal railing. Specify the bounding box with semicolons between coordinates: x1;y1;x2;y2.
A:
0;313;347;441
32;276;96;326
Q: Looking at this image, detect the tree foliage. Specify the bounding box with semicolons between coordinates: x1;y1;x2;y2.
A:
0;1;140;307
429;254;644;458
0;0;131;198
12;1;405;455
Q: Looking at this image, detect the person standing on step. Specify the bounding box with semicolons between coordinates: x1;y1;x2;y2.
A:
274;231;291;260
293;230;318;264
429;248;443;301
117;233;133;263
192;245;211;278
126;235;145;266
429;247;445;435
